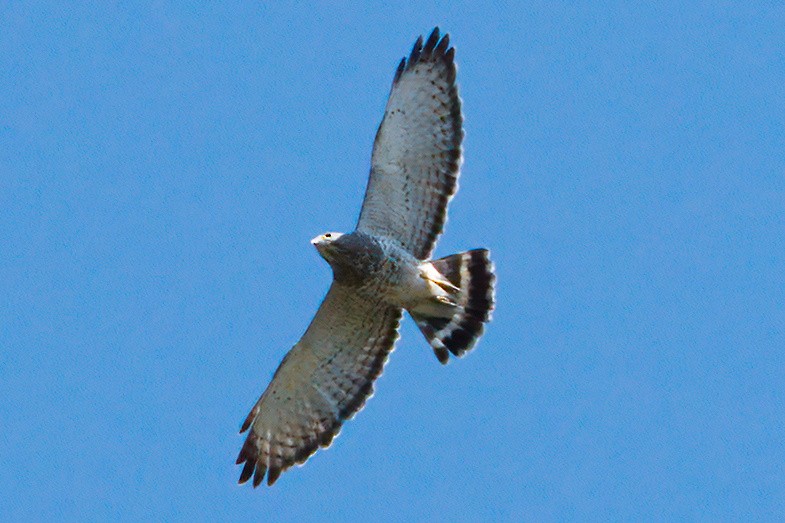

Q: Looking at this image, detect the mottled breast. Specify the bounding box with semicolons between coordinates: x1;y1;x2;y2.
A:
329;232;420;299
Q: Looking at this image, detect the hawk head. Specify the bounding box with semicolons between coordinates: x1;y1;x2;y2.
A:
311;231;385;285
311;232;344;260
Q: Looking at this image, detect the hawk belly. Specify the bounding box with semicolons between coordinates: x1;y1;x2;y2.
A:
351;235;456;317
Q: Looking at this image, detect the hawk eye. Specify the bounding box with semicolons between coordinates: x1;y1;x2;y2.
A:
324;233;332;239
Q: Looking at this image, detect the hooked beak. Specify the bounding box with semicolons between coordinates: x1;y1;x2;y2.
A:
311;235;328;254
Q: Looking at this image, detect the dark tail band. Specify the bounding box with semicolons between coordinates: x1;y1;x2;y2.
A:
412;249;495;363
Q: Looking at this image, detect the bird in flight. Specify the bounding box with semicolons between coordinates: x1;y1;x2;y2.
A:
237;27;496;487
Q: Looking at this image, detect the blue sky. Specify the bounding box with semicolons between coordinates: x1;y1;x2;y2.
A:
2;2;783;521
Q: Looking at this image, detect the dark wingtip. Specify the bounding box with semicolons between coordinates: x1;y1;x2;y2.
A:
236;438;255;465
238;460;255;484
423;27;440;56
444;46;455;64
393;57;406;83
252;463;267;488
409;35;424;64
240;406;258;433
267;467;282;486
435;32;450;56
393;28;455;86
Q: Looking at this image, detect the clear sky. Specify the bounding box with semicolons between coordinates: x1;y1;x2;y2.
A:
2;2;783;521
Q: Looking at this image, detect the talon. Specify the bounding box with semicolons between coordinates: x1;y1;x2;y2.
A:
435;295;457;306
420;269;460;293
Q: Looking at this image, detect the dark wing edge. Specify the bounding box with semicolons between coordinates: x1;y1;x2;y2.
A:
393;27;456;86
357;27;463;260
235;288;402;487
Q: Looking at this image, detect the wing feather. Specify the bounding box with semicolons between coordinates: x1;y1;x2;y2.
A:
357;27;463;260
237;283;402;486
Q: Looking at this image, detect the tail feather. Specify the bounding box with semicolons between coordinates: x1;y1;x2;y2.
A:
411;249;495;363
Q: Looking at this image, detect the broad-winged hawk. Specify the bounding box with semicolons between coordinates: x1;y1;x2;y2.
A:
237;27;496;487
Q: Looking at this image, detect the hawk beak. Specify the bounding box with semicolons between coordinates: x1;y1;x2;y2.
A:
311;235;328;255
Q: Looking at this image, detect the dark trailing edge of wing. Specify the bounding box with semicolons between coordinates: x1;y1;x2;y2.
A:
384;26;463;260
392;27;455;85
236;309;402;487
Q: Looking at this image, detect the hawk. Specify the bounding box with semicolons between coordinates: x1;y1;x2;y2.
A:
237;27;496;487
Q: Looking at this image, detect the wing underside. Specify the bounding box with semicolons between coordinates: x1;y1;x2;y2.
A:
357;28;463;260
236;283;401;486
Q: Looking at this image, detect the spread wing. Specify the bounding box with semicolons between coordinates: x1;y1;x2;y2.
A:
236;283;402;487
356;27;463;260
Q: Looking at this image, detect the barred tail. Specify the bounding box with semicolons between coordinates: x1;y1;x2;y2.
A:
411;249;496;364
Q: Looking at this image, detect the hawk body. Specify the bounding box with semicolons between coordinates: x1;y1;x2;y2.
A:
313;231;455;313
237;28;496;487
